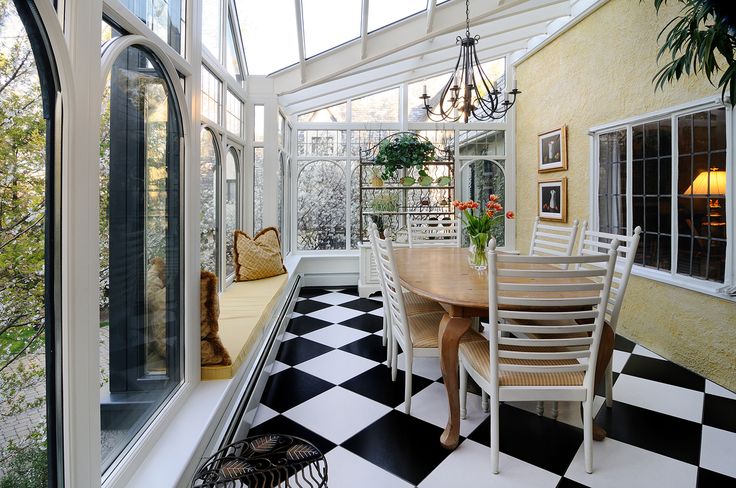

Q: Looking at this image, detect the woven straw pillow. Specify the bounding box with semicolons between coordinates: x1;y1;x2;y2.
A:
234;227;287;281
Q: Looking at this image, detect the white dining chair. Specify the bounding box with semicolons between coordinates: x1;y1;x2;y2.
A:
367;223;443;368
459;237;619;474
370;225;483;414
529;217;579;257
408;218;461;248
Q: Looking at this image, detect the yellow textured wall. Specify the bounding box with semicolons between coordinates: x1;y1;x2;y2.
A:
515;0;736;389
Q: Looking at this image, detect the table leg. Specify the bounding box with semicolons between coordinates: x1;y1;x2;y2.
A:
592;323;615;441
438;313;472;450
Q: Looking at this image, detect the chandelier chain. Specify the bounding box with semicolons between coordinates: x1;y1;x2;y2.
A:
465;0;471;37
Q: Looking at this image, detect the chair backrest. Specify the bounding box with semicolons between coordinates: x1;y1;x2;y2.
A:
408;218;460;248
369;225;410;343
367;222;391;317
529;217;579;257
577;222;642;331
487;237;619;392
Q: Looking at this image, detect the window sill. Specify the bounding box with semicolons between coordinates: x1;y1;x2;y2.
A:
631;266;736;303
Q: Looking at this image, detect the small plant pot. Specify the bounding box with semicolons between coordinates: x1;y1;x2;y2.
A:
418;175;433;186
371;176;384;187
400;176;415;186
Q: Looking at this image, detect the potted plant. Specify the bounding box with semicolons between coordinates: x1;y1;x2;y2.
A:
452;194;514;270
375;133;436;181
370;193;400;238
370;167;384;187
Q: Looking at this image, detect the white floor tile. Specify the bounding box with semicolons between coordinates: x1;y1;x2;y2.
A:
395;382;487;437
419;439;561;488
269;360;290;375
289;311;303;318
283;387;390;444
612;374;703;423
295;349;378;385
324;447;413;488
565;437;698;488
281;331;297;342
309;292;358;305
306;305;365;324
612;350;631;373
700;425;736;478
301;323;370;348
632;344;665;361
251;404;278;427
508;396;605;429
369;307;384;317
705;380;736;400
396;353;442;380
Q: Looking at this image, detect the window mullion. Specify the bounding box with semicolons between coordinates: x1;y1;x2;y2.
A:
671;114;678;280
626;125;633;236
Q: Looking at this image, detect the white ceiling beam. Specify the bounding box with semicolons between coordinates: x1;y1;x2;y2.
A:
294;0;306;83
426;0;437;33
360;0;370;59
272;0;558;94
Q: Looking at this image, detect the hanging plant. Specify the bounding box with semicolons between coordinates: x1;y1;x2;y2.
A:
374;133;436;180
649;0;736;104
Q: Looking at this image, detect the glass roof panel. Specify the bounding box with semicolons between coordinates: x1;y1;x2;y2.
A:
226;14;243;79
302;0;361;58
238;0;300;74
367;0;427;33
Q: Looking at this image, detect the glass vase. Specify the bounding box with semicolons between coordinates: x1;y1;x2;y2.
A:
468;232;489;271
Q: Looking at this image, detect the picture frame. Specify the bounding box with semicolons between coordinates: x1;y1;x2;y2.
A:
538;177;567;222
538;125;568;172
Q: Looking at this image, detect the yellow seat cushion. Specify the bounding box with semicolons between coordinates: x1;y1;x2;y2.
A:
408;312;485;349
403;291;444;316
234;228;287;281
201;274;288;380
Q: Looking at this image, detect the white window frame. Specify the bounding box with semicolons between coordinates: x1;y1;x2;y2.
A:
589;96;735;299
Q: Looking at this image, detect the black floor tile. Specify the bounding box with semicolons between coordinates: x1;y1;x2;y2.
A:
621;354;705;392
468;404;583;476
697;467;736;487
340;365;432;408
293;299;332;314
341;410;454;486
247;414;336;456
339;313;384;333
260;368;334;413
557;477;591;488
339;335;390;363
595;400;702;465
595;372;620;397
275;337;332;366
340;287;360;296
286;315;332;336
703;394;736;434
297;287;332;298
614;335;636;353
340;297;384;313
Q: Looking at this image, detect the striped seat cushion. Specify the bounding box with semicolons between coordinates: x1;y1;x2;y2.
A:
403;291;444;316
409;312;485;349
459;339;585;387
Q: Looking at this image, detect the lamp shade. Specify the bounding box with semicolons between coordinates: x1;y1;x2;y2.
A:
685;170;727;195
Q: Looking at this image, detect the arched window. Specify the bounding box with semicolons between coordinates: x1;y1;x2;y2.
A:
225;148;240;276
0;0;60;485
460;159;506;246
200;128;220;275
297;160;347;250
98;43;184;470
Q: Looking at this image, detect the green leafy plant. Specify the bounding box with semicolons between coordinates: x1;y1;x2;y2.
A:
649;0;736;104
374;133;436;180
369;193;400;236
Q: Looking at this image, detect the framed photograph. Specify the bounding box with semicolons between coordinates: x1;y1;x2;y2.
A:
538;125;568;172
538;177;567;222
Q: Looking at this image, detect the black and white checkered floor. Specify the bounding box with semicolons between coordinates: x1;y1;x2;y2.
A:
245;287;736;487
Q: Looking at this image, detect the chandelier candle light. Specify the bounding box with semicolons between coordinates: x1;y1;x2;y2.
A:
420;0;521;122
453;195;514;270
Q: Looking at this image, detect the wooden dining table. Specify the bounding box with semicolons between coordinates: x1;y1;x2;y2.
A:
394;246;614;450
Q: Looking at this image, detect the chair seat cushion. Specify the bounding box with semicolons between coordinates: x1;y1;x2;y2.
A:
459;339;585;387
403;291;444;316
409;312;485;349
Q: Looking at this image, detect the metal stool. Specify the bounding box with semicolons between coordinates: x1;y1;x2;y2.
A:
192;434;328;487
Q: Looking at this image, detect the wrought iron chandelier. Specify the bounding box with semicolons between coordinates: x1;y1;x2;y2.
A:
420;0;521;123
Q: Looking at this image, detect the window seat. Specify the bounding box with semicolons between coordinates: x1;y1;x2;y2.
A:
202;273;290;380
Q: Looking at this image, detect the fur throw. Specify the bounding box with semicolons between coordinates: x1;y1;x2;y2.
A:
200;270;231;366
146;257;167;359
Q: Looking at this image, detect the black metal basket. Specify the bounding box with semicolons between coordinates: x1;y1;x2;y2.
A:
192;434;328;488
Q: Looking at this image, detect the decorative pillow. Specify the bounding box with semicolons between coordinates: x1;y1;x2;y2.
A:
200;270;231;366
234;228;287;282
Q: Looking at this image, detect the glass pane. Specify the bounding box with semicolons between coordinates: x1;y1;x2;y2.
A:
121;0;185;54
278;113;285;147
297;102;347;123
253;148;264;232
597;130;627;234
225;150;239;276
200;130;219;274
99;45;183;471
102;18;122;44
351;88;399;123
368;0;426;32
226;14;243;79
297;161;347;250
302;0;361;57
350;162;361;248
460;159;506;246
239;0;299;74
201;0;221;59
457;130;505;156
226;90;242;136
297;129;347;156
201;66;222;123
254;104;264;142
277;152;285;240
351;129;393;157
407;72;451;122
0;2;51;483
